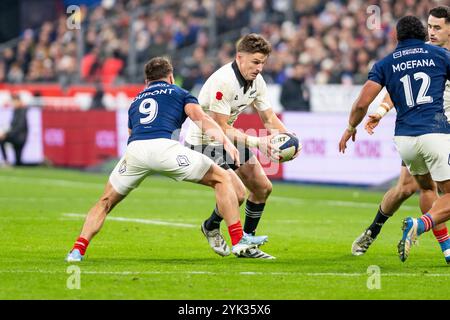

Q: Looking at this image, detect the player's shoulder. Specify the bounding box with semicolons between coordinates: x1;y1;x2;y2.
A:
255;73;267;86
209;62;235;80
202;62;237;93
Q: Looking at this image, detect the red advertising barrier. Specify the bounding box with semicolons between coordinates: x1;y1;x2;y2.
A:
0;83;144;98
234;113;283;180
42;110;118;167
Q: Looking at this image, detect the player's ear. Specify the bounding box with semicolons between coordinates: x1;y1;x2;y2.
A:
168;73;175;85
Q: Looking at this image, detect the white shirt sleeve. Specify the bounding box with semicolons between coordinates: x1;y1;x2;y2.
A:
252;77;271;112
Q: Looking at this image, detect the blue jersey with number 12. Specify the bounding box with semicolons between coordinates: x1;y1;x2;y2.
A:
127;81;198;144
368;39;450;136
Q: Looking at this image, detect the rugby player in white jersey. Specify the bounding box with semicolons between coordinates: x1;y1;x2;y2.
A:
185;34;298;259
345;10;450;263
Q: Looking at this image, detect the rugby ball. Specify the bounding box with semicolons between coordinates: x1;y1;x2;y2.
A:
270;133;301;162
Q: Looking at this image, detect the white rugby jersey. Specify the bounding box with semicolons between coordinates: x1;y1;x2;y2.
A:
425;42;450;120
185;61;271;146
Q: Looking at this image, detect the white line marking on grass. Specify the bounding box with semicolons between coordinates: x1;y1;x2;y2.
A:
0;176;103;189
1;269;450;277
270;196;416;211
62;213;197;228
2;174;418;211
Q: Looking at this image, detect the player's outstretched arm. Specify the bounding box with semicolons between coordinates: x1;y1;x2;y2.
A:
185;103;240;167
365;92;394;135
257;108;301;159
339;80;383;153
257;108;288;134
207;110;279;160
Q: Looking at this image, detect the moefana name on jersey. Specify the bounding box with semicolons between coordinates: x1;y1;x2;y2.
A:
392;59;436;73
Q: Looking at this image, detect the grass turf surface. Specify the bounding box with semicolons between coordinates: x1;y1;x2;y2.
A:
0;167;449;300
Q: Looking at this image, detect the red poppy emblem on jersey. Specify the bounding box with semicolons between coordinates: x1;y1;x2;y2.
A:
216;91;223;100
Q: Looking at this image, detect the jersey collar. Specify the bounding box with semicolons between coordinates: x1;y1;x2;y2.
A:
396;38;426;49
232;60;253;94
147;80;169;87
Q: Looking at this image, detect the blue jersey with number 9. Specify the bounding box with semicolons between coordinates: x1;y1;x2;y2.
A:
127;81;198;144
368;39;450;136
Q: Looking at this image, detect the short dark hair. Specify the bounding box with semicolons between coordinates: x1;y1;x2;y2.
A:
144;57;173;82
396;16;427;42
429;6;450;24
236;33;272;56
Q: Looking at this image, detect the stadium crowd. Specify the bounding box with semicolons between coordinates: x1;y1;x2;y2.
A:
0;0;442;110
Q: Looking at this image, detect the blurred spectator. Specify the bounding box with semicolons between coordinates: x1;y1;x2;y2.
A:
280;63;310;111
81;47;102;82
0;94;28;166
90;84;106;110
7;63;25;83
101;50;124;84
0;0;440;94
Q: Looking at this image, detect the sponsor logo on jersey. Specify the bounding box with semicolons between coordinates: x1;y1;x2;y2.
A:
216;91;223;100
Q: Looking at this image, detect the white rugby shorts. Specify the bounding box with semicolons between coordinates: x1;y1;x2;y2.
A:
394;133;450;181
109;138;214;195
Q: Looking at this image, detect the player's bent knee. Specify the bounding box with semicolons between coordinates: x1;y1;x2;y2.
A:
230;174;247;204
200;164;231;188
256;180;273;199
236;187;246;205
98;197;113;213
265;181;273;197
397;185;416;200
98;184;125;213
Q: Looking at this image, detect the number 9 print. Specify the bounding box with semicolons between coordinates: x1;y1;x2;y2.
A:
139;98;159;124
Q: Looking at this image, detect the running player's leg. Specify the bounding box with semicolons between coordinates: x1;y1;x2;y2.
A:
236;155;272;236
192;144;248;256
199;165;241;230
66;181;126;262
415;175;450;260
351;165;418;255
202;168;246;232
397;134;450;262
234;155;275;259
170;142;263;255
67;142;149;262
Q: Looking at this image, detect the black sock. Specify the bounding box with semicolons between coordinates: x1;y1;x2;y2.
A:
367;206;390;238
244;200;265;235
204;206;223;231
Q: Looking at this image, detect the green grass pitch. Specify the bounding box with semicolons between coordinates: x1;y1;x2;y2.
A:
0;167;449;300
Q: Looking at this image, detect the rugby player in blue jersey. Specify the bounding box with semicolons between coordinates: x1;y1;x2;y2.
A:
351;6;450;264
66;57;265;262
339;16;450;263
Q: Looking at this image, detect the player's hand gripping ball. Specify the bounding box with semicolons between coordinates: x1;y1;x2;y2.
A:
270;133;301;162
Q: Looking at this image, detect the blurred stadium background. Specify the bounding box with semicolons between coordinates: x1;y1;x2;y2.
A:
1;0;447;187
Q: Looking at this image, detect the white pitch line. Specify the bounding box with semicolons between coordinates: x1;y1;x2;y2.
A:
0;269;450;277
270;196;417;211
2;175;419;211
62;213;197;228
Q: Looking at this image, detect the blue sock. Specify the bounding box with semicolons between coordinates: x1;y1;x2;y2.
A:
417;213;434;235
417;219;426;235
439;239;450;252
